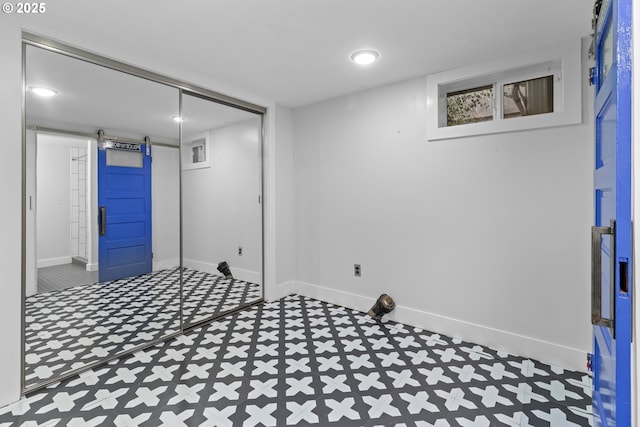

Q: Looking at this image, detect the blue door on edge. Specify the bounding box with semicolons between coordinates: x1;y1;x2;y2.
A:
591;0;632;425
98;142;152;282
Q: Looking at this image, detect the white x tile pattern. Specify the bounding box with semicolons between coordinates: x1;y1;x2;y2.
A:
5;295;592;426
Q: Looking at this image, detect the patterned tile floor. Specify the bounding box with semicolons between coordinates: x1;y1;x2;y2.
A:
182;269;262;327
8;294;593;426
25;268;262;389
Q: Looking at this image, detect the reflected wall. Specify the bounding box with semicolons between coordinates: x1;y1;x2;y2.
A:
181;93;263;327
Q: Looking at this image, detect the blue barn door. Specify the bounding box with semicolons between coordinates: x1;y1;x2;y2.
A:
98;141;152;282
591;0;632;426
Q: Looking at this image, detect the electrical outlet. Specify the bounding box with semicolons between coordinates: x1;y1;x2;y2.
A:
238;246;243;256
354;264;361;277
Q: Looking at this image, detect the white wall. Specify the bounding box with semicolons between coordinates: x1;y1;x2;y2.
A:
35;137;72;266
292;43;593;372
152;145;180;271
25;131;37;297
273;105;296;296
182;119;262;283
0;20;23;407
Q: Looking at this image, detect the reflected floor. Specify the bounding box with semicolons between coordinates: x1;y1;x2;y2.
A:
37;263;98;293
6;295;592;425
182;269;262;326
24;268;261;389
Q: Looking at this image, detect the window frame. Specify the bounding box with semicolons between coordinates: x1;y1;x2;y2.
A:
427;40;582;141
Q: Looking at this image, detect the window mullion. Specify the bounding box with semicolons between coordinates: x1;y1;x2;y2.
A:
494;82;502;121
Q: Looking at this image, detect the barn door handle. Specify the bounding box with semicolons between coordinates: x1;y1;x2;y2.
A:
591;221;614;329
99;206;107;236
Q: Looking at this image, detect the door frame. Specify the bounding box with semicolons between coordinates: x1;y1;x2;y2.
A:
24;131;98;298
631;0;639;421
592;0;634;425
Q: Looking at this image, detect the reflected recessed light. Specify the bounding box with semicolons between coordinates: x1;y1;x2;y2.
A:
351;50;380;65
172;115;185;123
29;86;58;97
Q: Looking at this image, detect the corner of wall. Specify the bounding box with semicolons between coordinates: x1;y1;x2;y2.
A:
261;104;297;303
273;104;296;285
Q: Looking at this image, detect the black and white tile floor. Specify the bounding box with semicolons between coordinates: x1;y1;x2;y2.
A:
182;269;262;327
25;268;262;388
7;294;592;426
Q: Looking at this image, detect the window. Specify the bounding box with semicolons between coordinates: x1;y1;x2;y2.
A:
599;20;613;82
191;138;206;164
426;40;582;140
183;132;210;170
439;61;561;129
447;85;493;126
502;75;554;119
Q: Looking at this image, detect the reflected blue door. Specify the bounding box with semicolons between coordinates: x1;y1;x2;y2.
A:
98;144;152;282
592;0;632;425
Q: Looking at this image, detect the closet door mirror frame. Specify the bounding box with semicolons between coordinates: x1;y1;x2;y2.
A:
21;32;266;394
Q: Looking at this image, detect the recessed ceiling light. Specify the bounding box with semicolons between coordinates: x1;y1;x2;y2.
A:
351;50;380;65
172;115;185;123
28;86;58;97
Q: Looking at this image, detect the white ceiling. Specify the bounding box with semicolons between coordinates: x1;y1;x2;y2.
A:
33;0;592;109
26;45;261;144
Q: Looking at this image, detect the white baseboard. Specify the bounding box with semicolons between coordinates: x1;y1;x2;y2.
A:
230;267;261;284
265;280;296;303
153;258;179;272
183;258;260;283
295;281;588;373
84;259;174;273
37;256;71;268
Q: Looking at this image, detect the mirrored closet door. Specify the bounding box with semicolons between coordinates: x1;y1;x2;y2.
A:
23;36;265;392
23;44;182;390
180;93;263;327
